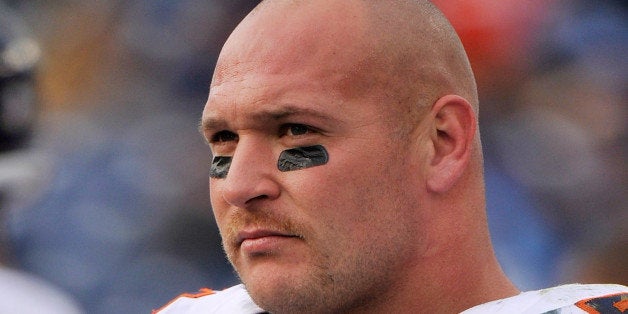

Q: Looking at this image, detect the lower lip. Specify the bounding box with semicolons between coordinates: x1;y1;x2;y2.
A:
240;235;295;254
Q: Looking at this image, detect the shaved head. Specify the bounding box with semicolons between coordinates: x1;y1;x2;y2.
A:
212;0;478;124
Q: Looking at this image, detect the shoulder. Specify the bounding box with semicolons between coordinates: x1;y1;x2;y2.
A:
461;283;628;314
153;284;266;314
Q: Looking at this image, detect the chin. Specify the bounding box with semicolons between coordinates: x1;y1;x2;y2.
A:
243;272;296;311
240;259;299;292
241;264;330;313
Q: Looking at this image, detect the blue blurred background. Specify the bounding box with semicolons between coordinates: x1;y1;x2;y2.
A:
0;0;625;313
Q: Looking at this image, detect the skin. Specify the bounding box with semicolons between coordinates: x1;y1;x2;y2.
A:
201;0;518;313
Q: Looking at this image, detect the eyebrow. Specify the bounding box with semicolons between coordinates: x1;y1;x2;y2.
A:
199;105;340;136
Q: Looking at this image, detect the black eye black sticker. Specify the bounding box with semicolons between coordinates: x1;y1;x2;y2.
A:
210;156;232;179
277;145;329;172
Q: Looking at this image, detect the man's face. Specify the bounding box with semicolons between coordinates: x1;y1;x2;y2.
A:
202;60;430;311
201;6;430;313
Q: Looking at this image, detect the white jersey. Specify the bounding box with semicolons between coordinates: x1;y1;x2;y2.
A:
155;283;627;313
462;284;628;314
153;284;265;314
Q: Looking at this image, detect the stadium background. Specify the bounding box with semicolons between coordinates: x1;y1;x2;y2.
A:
0;0;625;312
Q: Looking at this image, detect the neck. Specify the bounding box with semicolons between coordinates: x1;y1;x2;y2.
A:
361;240;518;313
356;196;519;313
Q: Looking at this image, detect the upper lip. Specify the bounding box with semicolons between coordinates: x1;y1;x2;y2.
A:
236;229;298;246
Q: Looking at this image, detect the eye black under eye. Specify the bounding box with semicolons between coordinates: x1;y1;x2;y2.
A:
211;130;237;143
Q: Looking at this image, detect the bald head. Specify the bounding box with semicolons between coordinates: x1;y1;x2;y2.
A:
212;0;478;118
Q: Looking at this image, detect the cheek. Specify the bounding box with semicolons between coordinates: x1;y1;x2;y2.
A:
209;181;229;228
286;152;388;228
299;144;418;227
287;158;418;271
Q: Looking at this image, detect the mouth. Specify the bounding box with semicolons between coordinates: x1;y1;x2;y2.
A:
234;228;304;255
236;229;302;246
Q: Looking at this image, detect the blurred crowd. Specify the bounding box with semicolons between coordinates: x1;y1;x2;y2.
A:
0;0;625;313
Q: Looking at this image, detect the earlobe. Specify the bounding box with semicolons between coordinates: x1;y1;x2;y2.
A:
426;95;477;193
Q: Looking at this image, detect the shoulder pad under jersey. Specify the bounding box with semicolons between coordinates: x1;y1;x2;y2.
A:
461;283;628;314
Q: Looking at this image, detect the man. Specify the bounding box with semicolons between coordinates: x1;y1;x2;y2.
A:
155;0;627;313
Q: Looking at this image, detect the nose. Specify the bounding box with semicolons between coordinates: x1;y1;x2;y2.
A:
217;138;280;208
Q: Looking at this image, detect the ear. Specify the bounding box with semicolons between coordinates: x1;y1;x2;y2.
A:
426;95;477;193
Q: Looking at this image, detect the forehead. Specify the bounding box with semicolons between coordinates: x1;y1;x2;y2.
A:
203;70;346;131
203;5;385;126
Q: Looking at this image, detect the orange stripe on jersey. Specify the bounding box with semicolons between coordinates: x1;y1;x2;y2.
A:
179;288;215;299
152;288;216;313
575;292;628;314
614;298;628;312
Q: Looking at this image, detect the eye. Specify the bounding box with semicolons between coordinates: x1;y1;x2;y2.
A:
211;130;238;143
282;124;312;137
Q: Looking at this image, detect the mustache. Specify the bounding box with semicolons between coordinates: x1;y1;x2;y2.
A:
223;210;307;246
